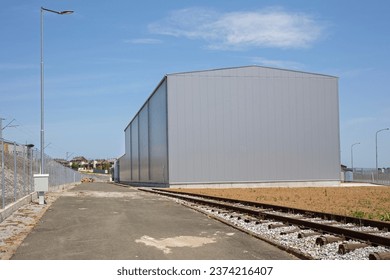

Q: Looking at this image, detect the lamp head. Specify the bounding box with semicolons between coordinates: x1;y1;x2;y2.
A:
41;7;74;15
59;10;74;15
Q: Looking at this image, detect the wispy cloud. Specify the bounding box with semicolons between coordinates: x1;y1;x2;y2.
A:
149;7;325;50
251;57;304;70
125;38;162;44
332;67;374;79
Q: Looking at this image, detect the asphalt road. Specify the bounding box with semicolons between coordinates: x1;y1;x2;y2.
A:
11;183;297;260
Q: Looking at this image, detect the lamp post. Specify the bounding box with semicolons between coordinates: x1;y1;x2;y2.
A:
40;7;73;174
38;7;73;205
375;128;389;173
350;142;360;170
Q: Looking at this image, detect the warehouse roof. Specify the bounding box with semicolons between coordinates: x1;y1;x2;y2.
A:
124;65;337;131
167;65;338;79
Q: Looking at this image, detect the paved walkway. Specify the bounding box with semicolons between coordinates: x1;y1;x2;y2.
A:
11;183;296;260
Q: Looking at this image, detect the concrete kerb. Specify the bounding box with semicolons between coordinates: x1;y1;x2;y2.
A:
0;182;80;223
0;192;38;223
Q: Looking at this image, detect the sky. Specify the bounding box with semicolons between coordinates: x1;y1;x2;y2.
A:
1;0;389;168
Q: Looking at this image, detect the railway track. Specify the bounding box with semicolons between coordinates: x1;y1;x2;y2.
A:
139;188;390;260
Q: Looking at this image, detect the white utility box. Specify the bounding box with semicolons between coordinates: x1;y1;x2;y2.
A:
33;174;49;192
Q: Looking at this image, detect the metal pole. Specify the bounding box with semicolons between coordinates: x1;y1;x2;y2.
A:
38;7;73;204
376;128;389;174
40;7;73;174
0;119;3;207
14;142;17;201
29;148;32;193
23;145;26;196
40;7;45;174
32;149;36;191
1;138;4;208
350;142;360;170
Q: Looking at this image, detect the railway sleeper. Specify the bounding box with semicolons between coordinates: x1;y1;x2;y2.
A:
316;235;345;246
268;223;289;230
369;252;390;260
233;215;256;222
255;220;268;225
241;216;257;223
338;242;369;254
280;228;301;235
228;214;245;221
298;231;321;238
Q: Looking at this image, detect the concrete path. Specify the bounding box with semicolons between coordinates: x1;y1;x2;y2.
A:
11;183;297;260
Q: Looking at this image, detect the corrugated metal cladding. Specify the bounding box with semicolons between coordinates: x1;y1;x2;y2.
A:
119;66;340;187
119;79;168;184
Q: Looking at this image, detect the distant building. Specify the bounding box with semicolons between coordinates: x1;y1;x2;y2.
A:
54;158;69;167
69;157;114;173
70;156;92;171
118;66;340;187
0;140;34;156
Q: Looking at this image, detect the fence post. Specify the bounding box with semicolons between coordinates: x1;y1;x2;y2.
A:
31;149;34;191
26;146;31;193
14;142;18;201
32;149;36;192
1;138;4;209
23;144;26;196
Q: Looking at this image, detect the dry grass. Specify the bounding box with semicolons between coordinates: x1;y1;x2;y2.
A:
172;187;390;221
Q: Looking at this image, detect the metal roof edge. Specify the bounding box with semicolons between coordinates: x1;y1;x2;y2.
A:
166;65;338;79
123;64;338;131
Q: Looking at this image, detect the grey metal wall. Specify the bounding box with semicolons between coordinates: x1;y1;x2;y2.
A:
118;128;131;182
167;66;340;184
131;116;139;181
148;81;168;183
139;104;149;181
120;79;168;184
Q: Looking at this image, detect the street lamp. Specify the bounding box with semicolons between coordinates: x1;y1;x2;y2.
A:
40;7;73;174
375;128;389;173
350;142;360;170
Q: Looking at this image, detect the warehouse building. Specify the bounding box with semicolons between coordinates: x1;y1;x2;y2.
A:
117;66;340;187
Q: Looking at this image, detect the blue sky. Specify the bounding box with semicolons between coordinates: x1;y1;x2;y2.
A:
1;0;389;168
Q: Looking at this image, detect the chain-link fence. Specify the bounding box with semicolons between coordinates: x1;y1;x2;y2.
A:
352;168;390;186
1;139;90;209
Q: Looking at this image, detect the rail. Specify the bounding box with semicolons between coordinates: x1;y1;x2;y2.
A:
139;188;390;259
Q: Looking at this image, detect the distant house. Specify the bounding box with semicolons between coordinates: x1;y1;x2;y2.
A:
69;157;114;173
70;156;92;172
